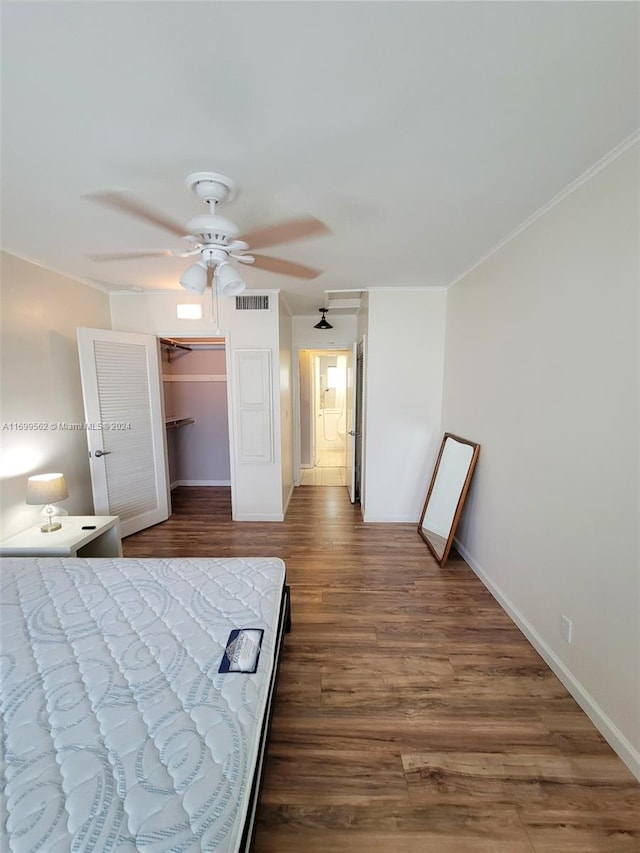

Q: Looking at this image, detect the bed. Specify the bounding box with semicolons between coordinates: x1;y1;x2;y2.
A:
0;556;290;852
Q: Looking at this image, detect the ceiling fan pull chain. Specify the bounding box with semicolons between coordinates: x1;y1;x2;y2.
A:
213;268;222;335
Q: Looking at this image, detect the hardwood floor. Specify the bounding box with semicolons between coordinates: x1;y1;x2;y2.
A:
123;486;640;852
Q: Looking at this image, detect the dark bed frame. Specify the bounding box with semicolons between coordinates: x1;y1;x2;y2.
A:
240;582;291;851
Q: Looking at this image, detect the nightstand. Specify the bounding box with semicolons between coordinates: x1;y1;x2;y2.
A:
0;516;122;558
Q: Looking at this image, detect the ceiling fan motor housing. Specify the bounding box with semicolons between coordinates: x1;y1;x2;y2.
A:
185;214;239;245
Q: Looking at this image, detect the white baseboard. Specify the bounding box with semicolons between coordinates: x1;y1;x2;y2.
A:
454;538;640;782
283;483;294;516
363;512;419;523
232;512;284;522
171;480;231;488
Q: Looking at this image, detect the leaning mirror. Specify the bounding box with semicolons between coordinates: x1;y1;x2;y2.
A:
418;433;480;567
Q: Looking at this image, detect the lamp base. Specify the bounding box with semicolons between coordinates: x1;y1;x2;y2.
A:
40;520;62;533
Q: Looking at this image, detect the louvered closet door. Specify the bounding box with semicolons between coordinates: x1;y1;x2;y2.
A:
77;328;170;537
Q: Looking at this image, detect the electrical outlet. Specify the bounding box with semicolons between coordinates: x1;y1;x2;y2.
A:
560;614;573;644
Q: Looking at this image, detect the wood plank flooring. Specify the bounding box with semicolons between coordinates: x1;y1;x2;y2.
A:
123;486;640;852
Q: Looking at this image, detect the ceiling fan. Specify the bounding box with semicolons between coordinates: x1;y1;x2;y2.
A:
85;172;330;295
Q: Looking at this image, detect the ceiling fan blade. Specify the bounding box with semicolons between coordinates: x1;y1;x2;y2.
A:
250;254;322;279
238;215;330;251
84;190;186;238
227;240;249;253
86;250;176;262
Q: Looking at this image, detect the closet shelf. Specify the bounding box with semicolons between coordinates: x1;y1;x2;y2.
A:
165;416;196;430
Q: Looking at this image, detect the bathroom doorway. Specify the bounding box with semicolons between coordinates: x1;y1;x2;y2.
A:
299;349;350;486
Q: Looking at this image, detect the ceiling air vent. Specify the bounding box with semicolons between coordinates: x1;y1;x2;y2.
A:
235;295;270;311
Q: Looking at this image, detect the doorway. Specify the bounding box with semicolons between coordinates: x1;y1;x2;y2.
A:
160;336;233;502
77;328;235;536
299;349;349;486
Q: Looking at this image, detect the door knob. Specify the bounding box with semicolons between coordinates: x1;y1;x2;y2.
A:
94;449;111;457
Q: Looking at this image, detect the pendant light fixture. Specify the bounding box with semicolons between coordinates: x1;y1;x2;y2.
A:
314;308;333;329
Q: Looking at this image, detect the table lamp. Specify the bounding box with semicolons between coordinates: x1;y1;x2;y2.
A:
26;473;69;532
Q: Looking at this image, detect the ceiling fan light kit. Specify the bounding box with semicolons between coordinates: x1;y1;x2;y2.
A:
86;170;329;296
216;261;247;297
178;261;208;294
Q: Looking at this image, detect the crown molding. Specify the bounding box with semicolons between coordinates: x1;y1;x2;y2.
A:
366;285;448;293
448;129;640;290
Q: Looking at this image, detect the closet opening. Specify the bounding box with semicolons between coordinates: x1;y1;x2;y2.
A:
160;336;233;514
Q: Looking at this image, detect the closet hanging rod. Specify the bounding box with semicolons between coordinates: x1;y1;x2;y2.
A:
165;416;196;429
181;343;225;350
160;337;192;352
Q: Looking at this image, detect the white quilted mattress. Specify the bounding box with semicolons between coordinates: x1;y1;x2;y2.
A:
0;556;287;852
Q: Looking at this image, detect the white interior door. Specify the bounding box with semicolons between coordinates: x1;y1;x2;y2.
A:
77;327;170;537
313;355;321;467
345;342;357;502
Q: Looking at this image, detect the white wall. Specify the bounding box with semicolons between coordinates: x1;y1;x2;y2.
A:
278;303;294;513
110;290;220;337
356;291;369;345
0;252;112;537
442;142;640;777
292;314;357;349
364;288;447;522
110;289;284;520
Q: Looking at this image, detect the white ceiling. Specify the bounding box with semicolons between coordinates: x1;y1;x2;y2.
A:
2;2;638;316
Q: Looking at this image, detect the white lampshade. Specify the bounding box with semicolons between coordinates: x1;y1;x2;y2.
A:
179;261;208;294
217;261;246;297
26;473;68;505
27;473;69;532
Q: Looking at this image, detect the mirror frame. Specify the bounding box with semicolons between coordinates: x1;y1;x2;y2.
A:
418;433;480;567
